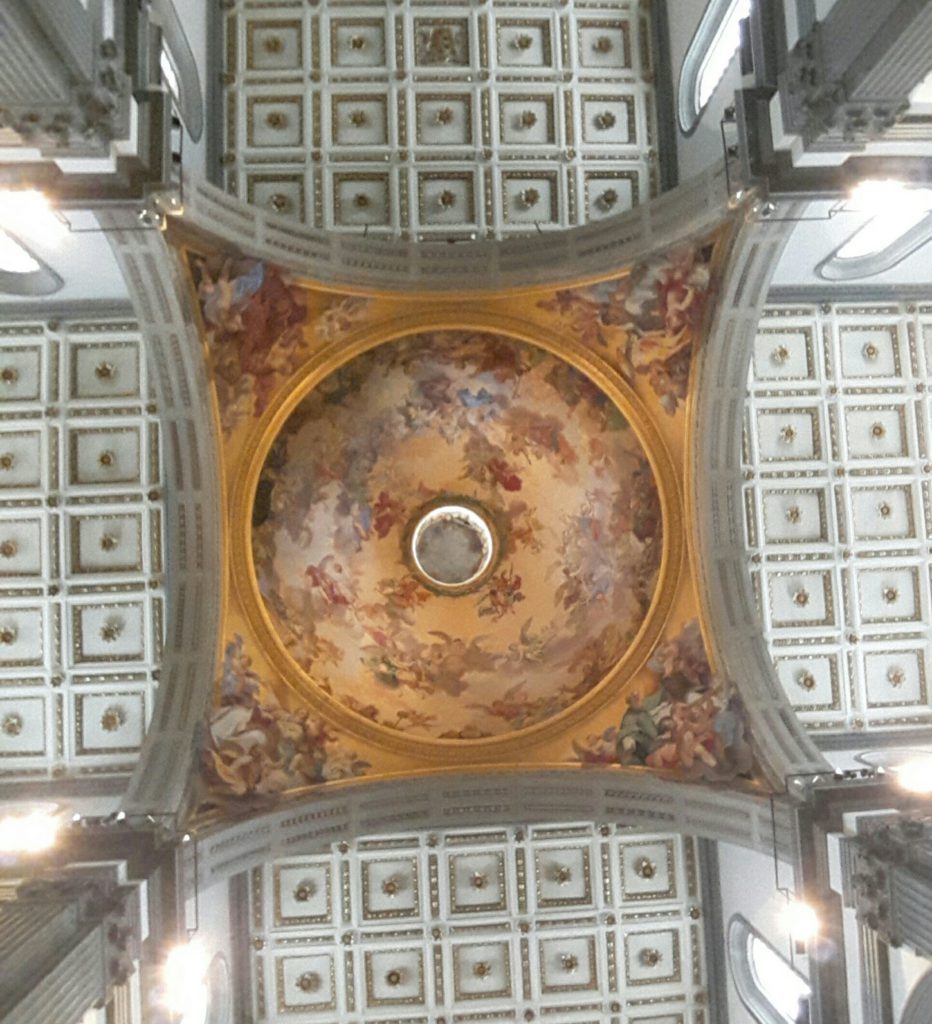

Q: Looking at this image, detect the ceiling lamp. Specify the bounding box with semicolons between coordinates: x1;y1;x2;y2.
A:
0;189;65;247
780;898;820;942
164;939;210;1024
0;804;61;854
836;180;932;260
895;756;932;795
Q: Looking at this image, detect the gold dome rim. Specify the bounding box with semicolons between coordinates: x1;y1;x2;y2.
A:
230;309;684;763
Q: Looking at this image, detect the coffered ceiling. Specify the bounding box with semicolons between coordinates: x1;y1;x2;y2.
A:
220;0;658;238
0;318;165;781
248;822;707;1023
744;300;932;734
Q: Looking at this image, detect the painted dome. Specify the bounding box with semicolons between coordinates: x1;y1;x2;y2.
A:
251;330;663;740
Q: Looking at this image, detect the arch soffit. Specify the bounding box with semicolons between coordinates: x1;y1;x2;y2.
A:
191;768;794;890
690;201;830;788
173;165;735;295
99;211;224;820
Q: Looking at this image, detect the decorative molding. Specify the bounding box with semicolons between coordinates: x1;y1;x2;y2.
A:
690;197;829;786
99;211;222;820
174;163;731;294
189;770;795;896
0;1;131;157
697;839;729;1024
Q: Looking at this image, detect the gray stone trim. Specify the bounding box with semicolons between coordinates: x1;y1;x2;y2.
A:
858;924;894;1024
176;164;733;293
814;729;932;753
188;771;796;892
768;283;932;305
229;874;252;1024
699;839;730;1024
205;0;224;186
0;775;128;801
691;198;829;787
101;212;223;823
0;300;136;322
647;0;679;191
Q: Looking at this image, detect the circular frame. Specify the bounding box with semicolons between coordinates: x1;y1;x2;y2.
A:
403;495;503;596
230;310;684;762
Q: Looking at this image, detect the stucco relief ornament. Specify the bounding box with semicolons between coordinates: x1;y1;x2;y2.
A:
417;23;467;65
100;705;126;732
0;39;127;153
2;712;23;737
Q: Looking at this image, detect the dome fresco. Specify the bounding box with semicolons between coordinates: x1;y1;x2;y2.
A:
251;330;663;739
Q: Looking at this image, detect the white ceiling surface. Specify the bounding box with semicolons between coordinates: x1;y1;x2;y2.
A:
716;843;802;1024
770;201;932;291
0;211;129;306
744;300;932;735
240;822;708;1023
912;68;932;109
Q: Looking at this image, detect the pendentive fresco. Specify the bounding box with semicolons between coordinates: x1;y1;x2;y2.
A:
537;243;713;416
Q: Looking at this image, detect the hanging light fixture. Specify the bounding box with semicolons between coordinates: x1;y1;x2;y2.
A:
835;180;932;260
0;190;65;246
163;938;210;1024
0;803;62;854
780;898;820;943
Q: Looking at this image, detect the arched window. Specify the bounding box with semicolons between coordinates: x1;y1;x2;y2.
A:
153;0;204;142
0;230;63;296
677;0;751;134
817;210;932;281
729;915;811;1024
